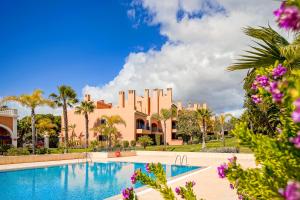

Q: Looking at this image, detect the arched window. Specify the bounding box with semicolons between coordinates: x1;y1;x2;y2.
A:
0;126;12;145
151;123;158;132
136;119;145;129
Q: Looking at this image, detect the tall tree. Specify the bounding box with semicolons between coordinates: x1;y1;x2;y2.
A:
2;90;54;153
36;117;58;136
49;85;78;148
176;110;199;143
196;108;213;149
74;101;95;148
218;113;233;147
92;115;126;148
152;107;176;149
17;117;31;146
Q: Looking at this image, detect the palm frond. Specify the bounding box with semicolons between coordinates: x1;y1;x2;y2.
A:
228;26;288;71
243;26;289;45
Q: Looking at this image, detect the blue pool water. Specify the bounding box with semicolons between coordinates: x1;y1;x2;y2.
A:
0;162;200;200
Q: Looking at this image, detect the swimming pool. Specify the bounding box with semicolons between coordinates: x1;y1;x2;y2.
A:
0;162;200;200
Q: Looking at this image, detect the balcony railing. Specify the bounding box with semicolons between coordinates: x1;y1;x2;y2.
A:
0;108;18;116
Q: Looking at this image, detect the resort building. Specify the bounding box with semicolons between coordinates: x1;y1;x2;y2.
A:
0;107;18;147
65;88;206;146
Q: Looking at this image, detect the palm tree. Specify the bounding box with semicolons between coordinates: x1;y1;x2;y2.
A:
218;113;233;147
228;26;289;71
152;107;176;149
227;26;300;89
1;90;54;153
196;108;212;149
49;85;78;148
93;115;126;148
227;26;295;135
74;101;95;148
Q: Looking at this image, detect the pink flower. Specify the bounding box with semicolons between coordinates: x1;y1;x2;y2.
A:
238;194;244;200
256;75;269;87
251;81;258;90
217;163;228;179
122;187;134;200
292;99;300;123
145;163;151;173
279;181;300;200
131;172;138;184
292;108;300;123
175;187;181;195
272;64;287;79
294;98;300;108
228;156;237;164
251;95;262;104
272;91;284;103
289;132;300;149
274;2;300;31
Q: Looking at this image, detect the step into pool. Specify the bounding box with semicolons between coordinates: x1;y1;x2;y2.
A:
0;162;201;200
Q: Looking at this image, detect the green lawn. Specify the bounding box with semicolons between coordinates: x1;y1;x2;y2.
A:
136;137;252;153
48;137;252;154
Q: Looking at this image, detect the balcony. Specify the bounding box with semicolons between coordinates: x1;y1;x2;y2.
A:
136;128;151;134
0;108;18;117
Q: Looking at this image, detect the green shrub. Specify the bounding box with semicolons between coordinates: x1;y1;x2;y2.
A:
123;140;129;148
155;134;161;145
137;136;153;149
7;148;30;156
220;59;300;199
36;147;49;154
0;144;11;154
90;140;100;149
130;140;136;147
114;143;121;148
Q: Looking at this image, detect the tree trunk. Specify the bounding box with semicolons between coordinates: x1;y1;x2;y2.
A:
201;119;206;149
63;99;68;148
85;113;89;148
222;126;225;147
164;121;167;146
109;132;112;148
31;108;36;154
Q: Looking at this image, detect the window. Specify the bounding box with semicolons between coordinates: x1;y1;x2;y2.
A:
172;121;177;129
136;119;145;129
172;132;178;140
98;135;107;141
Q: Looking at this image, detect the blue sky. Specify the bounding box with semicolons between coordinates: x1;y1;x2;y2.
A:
0;0;165;97
1;0;278;116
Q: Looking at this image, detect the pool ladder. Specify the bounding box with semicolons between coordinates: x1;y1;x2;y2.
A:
78;152;93;163
174;154;188;165
85;152;93;163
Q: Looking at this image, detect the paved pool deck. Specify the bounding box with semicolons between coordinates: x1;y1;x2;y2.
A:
0;152;255;200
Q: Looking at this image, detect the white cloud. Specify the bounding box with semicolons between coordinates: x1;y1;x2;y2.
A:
85;0;280;113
